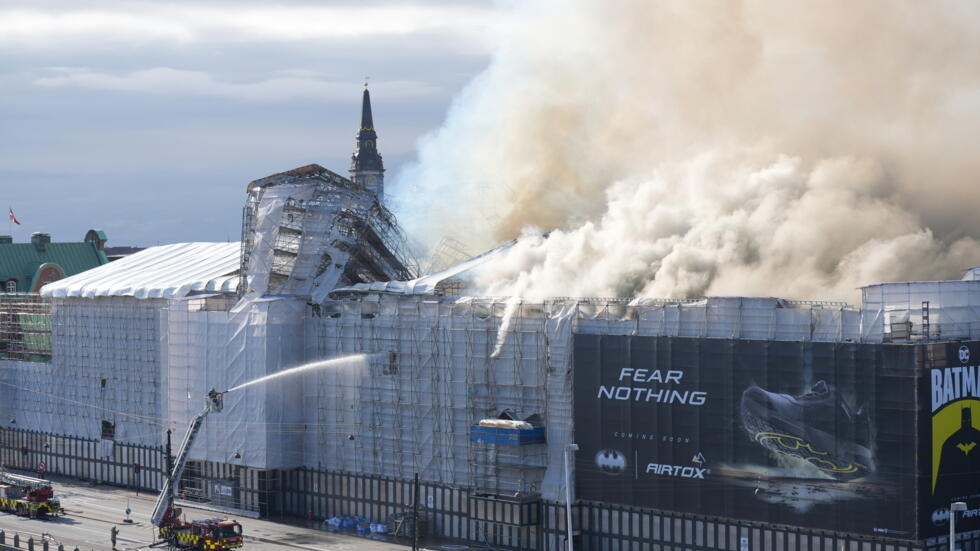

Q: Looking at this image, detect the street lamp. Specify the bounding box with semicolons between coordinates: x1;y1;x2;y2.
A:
951;501;967;551
564;443;579;551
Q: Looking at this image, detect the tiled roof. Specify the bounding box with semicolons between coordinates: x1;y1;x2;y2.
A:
0;240;108;292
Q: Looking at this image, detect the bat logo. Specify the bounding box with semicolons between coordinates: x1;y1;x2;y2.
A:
957;442;977;455
933;508;950;526
595;449;627;475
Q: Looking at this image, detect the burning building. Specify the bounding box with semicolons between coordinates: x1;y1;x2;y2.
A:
0;88;977;551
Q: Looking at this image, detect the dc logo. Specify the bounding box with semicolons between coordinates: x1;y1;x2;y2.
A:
933;508;951;526
595;449;627;475
960;346;971;364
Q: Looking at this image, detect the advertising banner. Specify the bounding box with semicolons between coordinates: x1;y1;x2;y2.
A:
922;341;980;538
573;335;919;538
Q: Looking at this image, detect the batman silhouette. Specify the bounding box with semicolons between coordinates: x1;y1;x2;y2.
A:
935;407;980;503
595;449;627;475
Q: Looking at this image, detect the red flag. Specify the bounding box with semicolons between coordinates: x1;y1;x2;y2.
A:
8;208;21;225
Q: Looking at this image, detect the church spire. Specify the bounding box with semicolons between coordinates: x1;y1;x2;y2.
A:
360;86;374;130
350;83;384;200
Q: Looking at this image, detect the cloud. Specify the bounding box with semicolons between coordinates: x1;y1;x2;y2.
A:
34;67;441;102
0;2;502;50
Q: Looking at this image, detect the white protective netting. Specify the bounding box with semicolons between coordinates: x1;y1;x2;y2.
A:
301;294;862;502
574;296;860;341
163;295;306;469
0;288;889;506
15;222;980;514
0;297;165;447
304;296;574;500
860;280;980;342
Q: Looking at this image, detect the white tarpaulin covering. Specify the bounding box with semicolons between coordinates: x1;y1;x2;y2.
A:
331;240;517;297
2;274;976;503
861;280;980;341
41;242;240;299
576;296;860;341
6;163;977;508
305;296;571;499
239;183;365;302
0;296;166;447
301;294;859;501
164;296;306;468
240;176;411;304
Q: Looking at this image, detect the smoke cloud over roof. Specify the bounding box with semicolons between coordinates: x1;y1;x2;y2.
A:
392;0;980;302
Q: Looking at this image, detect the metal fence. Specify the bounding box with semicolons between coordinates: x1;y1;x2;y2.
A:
561;501;937;551
1;426;976;551
279;468;962;551
278;468;540;548
0;428;164;491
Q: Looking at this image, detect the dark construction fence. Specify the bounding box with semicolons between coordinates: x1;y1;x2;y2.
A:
0;428;271;518
276;467;961;551
0;428;165;490
572;501;943;551
0;429;970;551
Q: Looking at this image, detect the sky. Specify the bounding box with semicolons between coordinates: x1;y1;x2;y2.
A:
5;1;979;303
0;0;499;247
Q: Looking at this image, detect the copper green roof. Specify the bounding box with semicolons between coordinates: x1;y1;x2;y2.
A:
0;238;109;292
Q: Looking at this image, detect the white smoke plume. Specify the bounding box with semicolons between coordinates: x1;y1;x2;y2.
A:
392;0;980;303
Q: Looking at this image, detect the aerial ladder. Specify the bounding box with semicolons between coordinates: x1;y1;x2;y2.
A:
152;389;243;550
0;470;60;518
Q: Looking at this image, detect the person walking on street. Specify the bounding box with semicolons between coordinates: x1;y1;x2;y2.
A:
110;525;119;550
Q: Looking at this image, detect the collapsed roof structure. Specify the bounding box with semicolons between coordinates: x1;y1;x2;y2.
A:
3;89;980;549
240;163;415;303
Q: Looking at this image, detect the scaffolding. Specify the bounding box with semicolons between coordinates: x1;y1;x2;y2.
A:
302;293;869;503
6;178;978;524
423;237;471;275
306;296;574;501
159;292;310;514
0;296;165;454
0;289;878;509
50;297;165;446
860;280;980;342
0;294;51;362
239;165;418;302
575;296;860;341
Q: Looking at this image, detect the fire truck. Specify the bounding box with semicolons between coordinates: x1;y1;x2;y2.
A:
0;470;60;518
152;389;244;550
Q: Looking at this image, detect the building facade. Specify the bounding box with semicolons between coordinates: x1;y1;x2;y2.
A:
1;93;978;551
0;231;108;293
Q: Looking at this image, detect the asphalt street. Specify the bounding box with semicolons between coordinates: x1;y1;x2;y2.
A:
0;475;427;551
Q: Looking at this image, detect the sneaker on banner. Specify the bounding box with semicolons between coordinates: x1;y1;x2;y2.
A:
740;380;874;481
